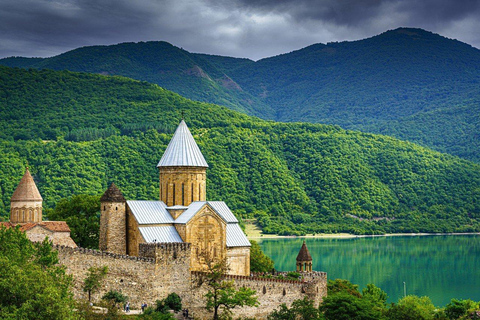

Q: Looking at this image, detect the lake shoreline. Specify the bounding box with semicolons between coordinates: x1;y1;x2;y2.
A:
247;232;480;240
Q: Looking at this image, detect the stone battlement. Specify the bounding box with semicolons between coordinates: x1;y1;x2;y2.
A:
138;242;191;260
54;244;155;263
193;271;314;284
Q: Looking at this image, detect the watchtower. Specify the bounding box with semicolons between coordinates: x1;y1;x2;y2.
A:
296;240;313;272
99;183;126;254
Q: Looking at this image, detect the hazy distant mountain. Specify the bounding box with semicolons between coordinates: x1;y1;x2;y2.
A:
2;28;479;162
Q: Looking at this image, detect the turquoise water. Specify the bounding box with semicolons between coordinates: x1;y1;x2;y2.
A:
258;235;480;307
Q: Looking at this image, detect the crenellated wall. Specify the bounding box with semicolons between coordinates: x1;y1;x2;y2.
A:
186;271;327;319
55;243;327;319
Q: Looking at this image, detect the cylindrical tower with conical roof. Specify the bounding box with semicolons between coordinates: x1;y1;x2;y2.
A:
10;168;43;223
296;240;313;272
157;120;209;207
99;183;126;253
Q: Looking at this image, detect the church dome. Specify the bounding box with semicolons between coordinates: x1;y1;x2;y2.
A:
11;168;43;202
157;120;208;168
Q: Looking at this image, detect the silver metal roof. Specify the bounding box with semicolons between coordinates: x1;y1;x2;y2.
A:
175;201;205;224
157;120;209;168
127;200;174;224
139;226;183;243
226;224;251;247
209;201;238;223
175;201;238;224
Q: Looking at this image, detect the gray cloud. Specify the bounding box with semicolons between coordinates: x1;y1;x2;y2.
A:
0;0;479;61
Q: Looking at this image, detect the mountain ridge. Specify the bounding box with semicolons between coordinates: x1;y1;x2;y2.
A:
1;27;479;162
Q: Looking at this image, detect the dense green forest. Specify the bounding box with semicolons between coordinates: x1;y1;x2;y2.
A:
1;66;480;235
2;28;479;162
0;41;270;118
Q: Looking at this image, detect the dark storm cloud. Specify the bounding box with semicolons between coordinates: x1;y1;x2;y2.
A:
207;0;480;25
0;0;479;60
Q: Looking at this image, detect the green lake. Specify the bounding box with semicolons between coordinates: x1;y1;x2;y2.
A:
258;235;480;307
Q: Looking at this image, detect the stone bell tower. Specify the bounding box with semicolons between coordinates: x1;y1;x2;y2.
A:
296;241;313;272
99;183;126;254
157;120;209;207
10;168;43;223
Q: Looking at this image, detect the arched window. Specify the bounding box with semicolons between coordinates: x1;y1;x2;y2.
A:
173;184;176;205
166;183;169;204
191;183;194;202
182;183;185;206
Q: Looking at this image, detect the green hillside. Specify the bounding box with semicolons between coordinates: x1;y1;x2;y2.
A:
1;66;480;235
228;28;480;161
3;28;478;162
0;41;272;119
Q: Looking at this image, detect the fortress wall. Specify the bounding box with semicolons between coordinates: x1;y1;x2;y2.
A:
55;244;326;319
186;271;327;319
140;242;192;297
55;245;189;308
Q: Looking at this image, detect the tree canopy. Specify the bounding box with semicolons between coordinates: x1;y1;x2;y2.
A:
1;66;480;236
0;226;77;319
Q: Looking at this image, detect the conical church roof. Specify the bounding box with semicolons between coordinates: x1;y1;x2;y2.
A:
296;241;312;261
100;183;126;202
11;168;43;202
157;120;208;168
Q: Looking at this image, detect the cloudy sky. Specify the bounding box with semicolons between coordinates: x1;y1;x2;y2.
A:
1;0;480;61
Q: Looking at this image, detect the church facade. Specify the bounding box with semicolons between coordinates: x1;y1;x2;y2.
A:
99;120;251;276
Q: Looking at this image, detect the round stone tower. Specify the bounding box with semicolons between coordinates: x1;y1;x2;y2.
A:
157;120;209;207
10;167;43;223
99;183;126;253
296;240;313;272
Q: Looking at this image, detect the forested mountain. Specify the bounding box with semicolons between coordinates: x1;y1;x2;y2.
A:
1;66;480;235
0;41;271;118
2;29;480;163
229;28;480;162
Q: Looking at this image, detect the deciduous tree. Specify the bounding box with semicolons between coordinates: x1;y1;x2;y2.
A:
0;226;77;319
196;258;258;320
83;266;108;302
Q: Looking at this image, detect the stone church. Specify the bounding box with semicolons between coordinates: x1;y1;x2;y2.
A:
99;120;251;276
1;168;77;247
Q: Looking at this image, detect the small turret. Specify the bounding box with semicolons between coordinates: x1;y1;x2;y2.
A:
296;241;313;272
99;183;127;254
10;168;43;223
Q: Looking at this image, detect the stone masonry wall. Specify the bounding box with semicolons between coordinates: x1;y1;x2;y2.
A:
186;271;327;319
55;244;326;318
56;244;190;309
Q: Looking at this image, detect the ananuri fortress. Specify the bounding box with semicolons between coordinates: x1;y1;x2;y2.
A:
1;119;327;319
